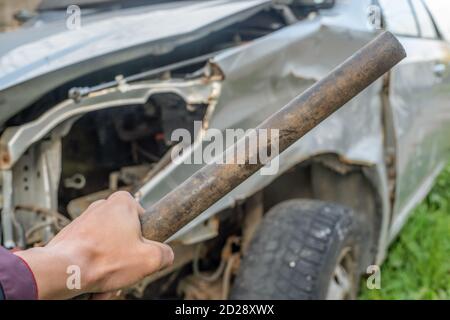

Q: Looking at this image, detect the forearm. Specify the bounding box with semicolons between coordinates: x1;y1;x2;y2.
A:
14;246;88;300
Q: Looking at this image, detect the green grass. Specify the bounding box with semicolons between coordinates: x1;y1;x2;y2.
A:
359;164;450;300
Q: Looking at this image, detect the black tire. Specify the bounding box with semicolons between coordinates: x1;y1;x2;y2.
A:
231;199;370;300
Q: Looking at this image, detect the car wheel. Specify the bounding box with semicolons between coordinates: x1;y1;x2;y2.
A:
231;199;370;300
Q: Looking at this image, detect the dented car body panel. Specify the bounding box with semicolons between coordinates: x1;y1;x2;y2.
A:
387;36;450;240
0;0;449;293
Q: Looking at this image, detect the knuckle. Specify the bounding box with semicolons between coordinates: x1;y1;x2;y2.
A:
87;199;106;210
108;191;134;203
108;191;136;212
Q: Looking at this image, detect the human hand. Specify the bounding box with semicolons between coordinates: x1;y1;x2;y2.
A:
15;191;174;299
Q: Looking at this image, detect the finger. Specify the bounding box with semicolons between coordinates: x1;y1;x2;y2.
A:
108;191;142;215
107;190;135;203
140;240;174;272
86;199;106;211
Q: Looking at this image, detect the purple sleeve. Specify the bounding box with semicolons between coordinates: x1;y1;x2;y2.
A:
0;246;38;300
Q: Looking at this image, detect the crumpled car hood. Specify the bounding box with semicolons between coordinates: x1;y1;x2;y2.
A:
0;0;270;124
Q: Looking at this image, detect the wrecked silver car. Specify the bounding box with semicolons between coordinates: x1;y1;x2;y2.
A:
0;0;449;299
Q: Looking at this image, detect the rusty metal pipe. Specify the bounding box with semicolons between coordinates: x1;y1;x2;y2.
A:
140;31;406;242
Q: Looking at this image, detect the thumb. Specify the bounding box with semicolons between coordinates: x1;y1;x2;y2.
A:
141;240;175;272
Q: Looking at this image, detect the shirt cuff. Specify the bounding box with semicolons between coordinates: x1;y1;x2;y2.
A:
0;246;38;300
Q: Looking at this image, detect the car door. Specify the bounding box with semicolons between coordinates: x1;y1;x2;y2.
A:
378;0;450;237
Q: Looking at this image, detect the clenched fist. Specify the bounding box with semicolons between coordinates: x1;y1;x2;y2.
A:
15;191;174;299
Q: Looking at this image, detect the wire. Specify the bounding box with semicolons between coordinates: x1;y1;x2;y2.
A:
222;254;238;299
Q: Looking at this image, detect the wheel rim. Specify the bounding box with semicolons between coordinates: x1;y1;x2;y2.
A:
325;247;355;300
